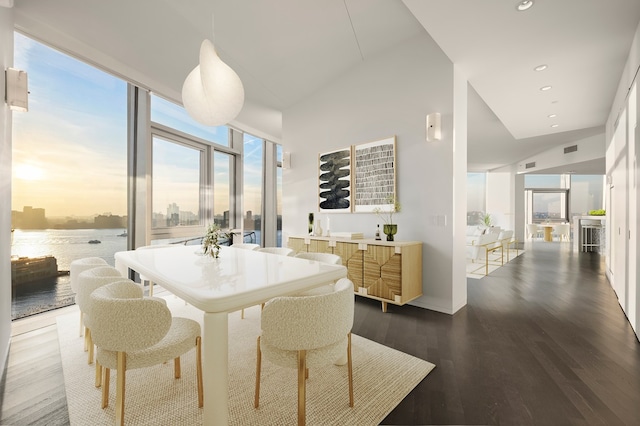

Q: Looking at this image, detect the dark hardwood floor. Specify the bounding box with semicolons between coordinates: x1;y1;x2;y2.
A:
2;241;639;425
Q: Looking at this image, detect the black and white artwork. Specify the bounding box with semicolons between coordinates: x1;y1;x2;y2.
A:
353;136;396;212
318;148;352;212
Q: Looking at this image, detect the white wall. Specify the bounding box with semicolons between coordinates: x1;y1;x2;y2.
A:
282;33;467;314
606;19;640;337
0;5;14;371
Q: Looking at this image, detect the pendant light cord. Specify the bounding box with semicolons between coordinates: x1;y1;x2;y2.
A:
343;0;364;61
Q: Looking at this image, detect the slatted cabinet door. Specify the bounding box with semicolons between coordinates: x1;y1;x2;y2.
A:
288;236;422;311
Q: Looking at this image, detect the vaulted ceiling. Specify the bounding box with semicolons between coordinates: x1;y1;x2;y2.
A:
13;0;640;174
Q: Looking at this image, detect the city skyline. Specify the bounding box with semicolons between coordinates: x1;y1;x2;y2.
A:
11;33;268;220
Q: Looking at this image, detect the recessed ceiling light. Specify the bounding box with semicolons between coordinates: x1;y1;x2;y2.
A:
551;100;559;104
548;114;557;118
534;64;547;72
540;85;552;91
551;124;559;128
517;1;534;11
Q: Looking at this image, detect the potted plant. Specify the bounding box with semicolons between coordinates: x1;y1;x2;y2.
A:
480;213;492;228
374;196;401;241
202;223;223;258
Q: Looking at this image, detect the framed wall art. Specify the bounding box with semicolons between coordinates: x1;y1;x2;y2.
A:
353;136;396;212
318;147;353;212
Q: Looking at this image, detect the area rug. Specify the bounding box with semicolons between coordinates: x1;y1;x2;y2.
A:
58;295;435;425
467;248;525;279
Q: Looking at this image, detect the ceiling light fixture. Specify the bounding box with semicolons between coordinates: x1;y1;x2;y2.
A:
548;114;557;118
182;17;244;126
534;64;547;72
516;1;534;11
551;124;559;128
540;85;552;91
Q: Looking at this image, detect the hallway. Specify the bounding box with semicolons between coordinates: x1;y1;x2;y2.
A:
359;241;640;425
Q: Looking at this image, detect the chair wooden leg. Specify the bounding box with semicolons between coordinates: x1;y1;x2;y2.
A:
87;329;94;365
102;367;110;409
84;325;89;352
241;309;245;319
254;336;261;408
347;333;354;407
196;336;203;408
116;352;126;426
149;280;154;297
79;311;84;338
297;350;307;426
174;357;181;379
95;360;102;388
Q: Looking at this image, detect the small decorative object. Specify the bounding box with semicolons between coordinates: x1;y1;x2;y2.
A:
383;224;398;241
480;213;492;227
315;219;323;237
374;195;401;241
326;216;330;237
308;213;314;235
375;224;381;240
202;223;223;258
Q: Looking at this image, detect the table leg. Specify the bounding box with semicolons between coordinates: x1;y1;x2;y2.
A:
203;312;228;426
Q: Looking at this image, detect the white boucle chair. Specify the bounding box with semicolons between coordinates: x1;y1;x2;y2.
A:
256;247;294;256
293;252;343;296
294;252;342;265
70;257;108;336
76;266;127;367
90;280;203;426
254;278;355;426
135;244;176;296
232;243;260;250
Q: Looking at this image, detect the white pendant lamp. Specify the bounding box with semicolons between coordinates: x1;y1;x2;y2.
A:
182;39;244;126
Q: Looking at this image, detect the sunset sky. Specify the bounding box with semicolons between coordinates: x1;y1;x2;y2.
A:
12;33;265;220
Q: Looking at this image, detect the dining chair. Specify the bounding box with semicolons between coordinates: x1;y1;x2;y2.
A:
294;252;342;265
232;243;261;250
70;257;108;336
90;280;203;426
526;223;543;240
256;247;294;256
76;266;128;366
135;244;176;296
554;223;570;242
293;252;343;296
254;278;355;426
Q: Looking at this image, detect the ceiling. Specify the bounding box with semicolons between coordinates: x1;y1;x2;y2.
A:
12;0;640;174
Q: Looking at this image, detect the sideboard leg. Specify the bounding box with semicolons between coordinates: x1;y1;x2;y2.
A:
381;301;387;313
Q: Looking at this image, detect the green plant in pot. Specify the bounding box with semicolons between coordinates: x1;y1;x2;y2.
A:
202;223;223;258
374;196;401;241
480;213;492;227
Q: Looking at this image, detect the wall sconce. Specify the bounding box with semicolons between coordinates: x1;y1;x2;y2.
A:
426;112;441;141
5;68;29;112
282;151;291;169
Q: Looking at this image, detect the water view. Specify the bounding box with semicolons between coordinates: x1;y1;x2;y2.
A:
11;228;127;320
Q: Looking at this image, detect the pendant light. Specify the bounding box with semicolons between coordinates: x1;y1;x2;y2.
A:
182;38;244;126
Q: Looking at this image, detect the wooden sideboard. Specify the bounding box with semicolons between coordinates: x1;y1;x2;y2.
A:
288;236;422;312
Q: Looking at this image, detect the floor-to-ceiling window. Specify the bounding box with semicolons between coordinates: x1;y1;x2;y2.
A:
10;32;127;319
10;33;283;320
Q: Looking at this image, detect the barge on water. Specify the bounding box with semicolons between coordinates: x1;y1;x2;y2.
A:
11;255;68;286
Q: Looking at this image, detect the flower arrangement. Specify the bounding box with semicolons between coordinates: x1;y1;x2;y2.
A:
202;223;223;258
373;196;401;224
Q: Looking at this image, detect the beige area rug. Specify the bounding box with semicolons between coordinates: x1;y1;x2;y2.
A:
58;295;435;425
466;248;525;279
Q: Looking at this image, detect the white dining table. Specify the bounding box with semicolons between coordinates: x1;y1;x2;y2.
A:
114;244;347;426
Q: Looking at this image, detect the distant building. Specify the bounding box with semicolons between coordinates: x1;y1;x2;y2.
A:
11;206;48;229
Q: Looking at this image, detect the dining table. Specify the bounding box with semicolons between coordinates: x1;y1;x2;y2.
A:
540;224;555;242
114;244;348;426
